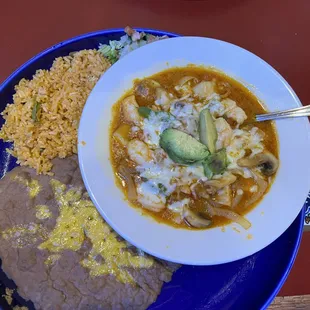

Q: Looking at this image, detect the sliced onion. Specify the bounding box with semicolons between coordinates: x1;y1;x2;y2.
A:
244;171;268;208
231;182;244;208
178;76;198;86
214;185;232;207
148;79;161;88
219;91;230;99
204;173;237;194
204;201;216;217
117;165;137;200
229;168;245;177
232;192;243;208
190;182;210;199
208;199;223;209
217;81;231;99
207;205;251;230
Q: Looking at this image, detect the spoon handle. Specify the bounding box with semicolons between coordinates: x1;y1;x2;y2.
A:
256;105;310;122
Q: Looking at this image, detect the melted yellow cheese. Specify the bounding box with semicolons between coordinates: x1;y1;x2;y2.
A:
2;223;48;248
3;288;14;305
39;179;153;283
13;176;41;198
36;205;52;220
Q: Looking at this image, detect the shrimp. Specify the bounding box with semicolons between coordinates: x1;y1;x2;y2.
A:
208;100;226;118
226;106;247;125
137;182;166;212
155;88;172;111
121;95;141;126
127;139;151;165
215;118;233;150
221;98;236;111
215;98;247;125
193;81;216;99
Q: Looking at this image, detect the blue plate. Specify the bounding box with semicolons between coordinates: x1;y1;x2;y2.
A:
0;28;305;310
305;193;310;224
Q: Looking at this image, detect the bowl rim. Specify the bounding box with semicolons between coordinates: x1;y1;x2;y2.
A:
0;29;306;310
79;35;309;265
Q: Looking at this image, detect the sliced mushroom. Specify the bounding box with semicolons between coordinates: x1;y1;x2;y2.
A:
237;152;279;176
134;79;161;103
203;173;237;195
190;182;210;199
182;206;212;228
229;167;246;178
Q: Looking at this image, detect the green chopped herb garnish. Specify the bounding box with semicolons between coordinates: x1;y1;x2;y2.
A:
32;101;42;123
158;183;167;193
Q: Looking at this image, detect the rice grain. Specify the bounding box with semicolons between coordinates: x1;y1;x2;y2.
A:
0;50;110;174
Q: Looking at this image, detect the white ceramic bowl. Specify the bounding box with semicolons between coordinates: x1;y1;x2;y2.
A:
78;37;310;265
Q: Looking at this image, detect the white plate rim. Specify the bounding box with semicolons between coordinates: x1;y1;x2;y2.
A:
78;36;310;265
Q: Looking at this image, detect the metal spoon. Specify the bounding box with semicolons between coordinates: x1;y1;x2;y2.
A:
256;105;310;122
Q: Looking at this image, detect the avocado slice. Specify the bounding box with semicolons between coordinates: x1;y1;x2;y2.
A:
199;108;218;153
159;128;209;165
138;107;172;120
138;107;153;118
202;162;214;179
202;148;228;178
